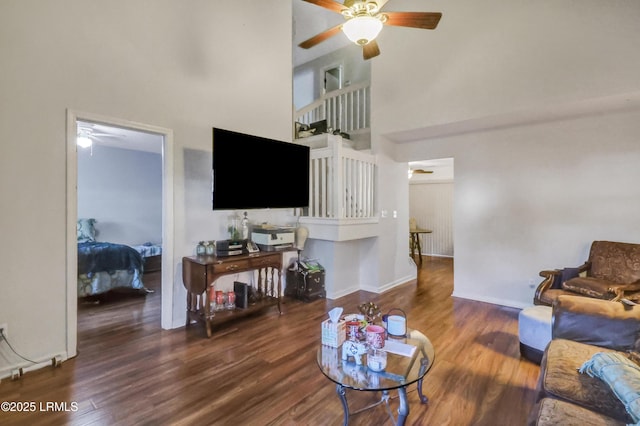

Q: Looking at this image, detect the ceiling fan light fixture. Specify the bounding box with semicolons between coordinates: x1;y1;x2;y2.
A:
77;135;92;148
342;16;383;46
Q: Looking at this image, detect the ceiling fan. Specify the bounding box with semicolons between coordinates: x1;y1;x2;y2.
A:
408;167;433;178
77;123;125;148
298;0;442;60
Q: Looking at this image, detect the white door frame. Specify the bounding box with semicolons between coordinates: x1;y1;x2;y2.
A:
322;63;343;95
65;109;175;357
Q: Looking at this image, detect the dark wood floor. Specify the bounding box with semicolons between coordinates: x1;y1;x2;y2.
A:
0;256;540;425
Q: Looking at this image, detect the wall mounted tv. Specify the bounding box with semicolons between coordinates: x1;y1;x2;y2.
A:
212;127;310;210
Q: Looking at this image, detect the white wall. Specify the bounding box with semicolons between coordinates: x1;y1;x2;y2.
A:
293;44;371;109
369;0;640;308
303;239;358;299
78;145;162;246
368;149;417;292
396;106;640;307
373;0;640;133
0;0;293;374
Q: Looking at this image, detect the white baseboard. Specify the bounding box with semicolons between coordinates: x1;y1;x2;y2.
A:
0;351;68;381
366;273;417;294
326;273;418;300
451;290;530;310
326;284;361;300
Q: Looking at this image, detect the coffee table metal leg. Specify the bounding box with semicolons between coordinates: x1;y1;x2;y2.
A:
417;357;430;404
336;384;349;426
397;387;409;426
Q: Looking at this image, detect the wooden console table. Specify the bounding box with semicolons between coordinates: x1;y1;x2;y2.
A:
182;251;284;337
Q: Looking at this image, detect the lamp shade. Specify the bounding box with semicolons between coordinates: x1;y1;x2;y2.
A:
342;16;383;46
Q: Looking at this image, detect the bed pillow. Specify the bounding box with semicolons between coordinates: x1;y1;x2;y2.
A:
579;351;640;423
77;218;97;242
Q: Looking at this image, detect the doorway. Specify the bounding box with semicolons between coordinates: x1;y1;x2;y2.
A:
65;110;175;358
408;158;454;259
323;65;343;94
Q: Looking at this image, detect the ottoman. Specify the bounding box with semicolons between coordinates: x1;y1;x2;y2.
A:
519;305;553;364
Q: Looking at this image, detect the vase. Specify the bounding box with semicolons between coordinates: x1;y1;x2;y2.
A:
228;216;240;240
196;241;206;256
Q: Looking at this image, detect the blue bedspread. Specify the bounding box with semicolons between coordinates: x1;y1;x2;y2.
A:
78;242;143;275
132;242;162;258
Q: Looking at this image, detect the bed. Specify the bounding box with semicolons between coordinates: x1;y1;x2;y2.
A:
132;242;162;273
77;218;148;297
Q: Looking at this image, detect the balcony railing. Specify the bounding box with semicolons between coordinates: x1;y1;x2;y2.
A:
295;82;370;134
298;134;376;220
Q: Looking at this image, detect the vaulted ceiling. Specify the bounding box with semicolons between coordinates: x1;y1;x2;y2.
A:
293;0;351;67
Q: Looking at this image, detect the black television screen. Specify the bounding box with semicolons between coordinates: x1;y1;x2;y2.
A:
212;127;310;210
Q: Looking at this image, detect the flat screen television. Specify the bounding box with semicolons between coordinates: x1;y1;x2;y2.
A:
212;127;310;210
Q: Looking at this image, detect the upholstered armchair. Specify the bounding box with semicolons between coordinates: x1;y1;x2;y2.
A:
534;241;640;306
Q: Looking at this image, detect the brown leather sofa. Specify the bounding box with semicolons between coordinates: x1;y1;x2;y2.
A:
534;240;640;306
528;295;640;425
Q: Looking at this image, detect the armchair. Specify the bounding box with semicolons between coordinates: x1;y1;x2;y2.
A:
534;240;640;306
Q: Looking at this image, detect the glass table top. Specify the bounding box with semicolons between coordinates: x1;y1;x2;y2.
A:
317;328;435;392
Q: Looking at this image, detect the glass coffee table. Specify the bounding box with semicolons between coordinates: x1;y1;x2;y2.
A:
317;328;435;426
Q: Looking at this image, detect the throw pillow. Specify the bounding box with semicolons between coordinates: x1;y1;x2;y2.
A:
77;218;96;242
551;266;581;290
562;277;617;299
579;352;640;423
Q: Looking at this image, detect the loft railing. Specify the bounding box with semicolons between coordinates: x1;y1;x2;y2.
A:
303;134;376;219
295;82;370;134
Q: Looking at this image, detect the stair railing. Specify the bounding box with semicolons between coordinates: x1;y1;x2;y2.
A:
295;82;370;134
306;135;376;219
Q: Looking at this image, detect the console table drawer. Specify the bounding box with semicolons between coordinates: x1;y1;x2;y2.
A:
250;254;281;268
211;259;250;273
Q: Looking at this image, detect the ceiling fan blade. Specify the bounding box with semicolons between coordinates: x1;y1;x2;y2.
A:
299;24;343;49
92;133;123;138
78;124;125;139
382;12;442;30
301;0;347;14
362;40;380;60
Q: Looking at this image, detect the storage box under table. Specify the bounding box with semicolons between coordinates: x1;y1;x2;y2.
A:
286;268;326;302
